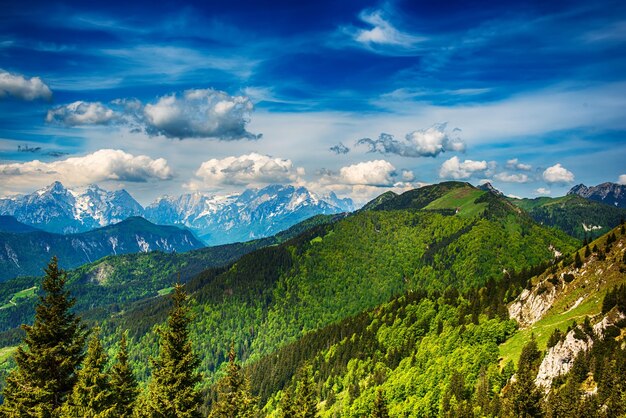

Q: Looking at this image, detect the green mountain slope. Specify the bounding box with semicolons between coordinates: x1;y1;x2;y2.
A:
508;194;626;239
0;213;343;342
101;182;577;387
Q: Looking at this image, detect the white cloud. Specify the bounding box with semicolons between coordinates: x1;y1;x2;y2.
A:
0;69;52;101
334;160;400;186
535;187;551;195
46;101;118;126
618;174;626;185
542;163;575;184
505;158;532;171
353;10;425;48
0;149;173;190
493;172;530;183
358;123;465;158
439;156;489;179
47;88;259;140
144;89;258;140
189;153;304;190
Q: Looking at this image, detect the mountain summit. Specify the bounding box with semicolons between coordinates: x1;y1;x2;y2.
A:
568;182;626;208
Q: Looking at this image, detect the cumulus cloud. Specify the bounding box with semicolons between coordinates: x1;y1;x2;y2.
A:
493;172;530;183
535;187;551;195
46;88;259;140
0;69;52;101
506;158;532;171
189;153;304;189
358;123;465;158
46;101;119;126
618;174;626;185
0;149;173;189
439;156;490;179
330;143;350;155
542;163;575;184
333;160;400;186
143;89;258;140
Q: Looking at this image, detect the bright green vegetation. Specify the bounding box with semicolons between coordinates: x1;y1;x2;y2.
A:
98;182;577;391
0;286;36;310
500;224;626;366
508;194;626;239
157;286;175;296
424;187;487;218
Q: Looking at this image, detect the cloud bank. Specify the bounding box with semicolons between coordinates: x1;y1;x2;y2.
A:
188;153;304;190
0;149;173;190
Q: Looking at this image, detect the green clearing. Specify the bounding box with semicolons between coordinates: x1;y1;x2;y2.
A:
424;188;487;218
157;286;175;296
0;286;37;310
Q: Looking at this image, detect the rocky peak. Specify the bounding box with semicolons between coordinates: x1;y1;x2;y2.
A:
568;182;626;208
478;182;504;197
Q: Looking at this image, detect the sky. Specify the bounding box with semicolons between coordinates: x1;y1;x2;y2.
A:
0;0;625;205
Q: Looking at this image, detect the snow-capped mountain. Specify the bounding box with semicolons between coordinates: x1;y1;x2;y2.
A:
568;182;626;208
0;182;354;245
0;182;143;233
145;184;354;245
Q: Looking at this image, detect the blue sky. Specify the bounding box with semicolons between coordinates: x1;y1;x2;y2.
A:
0;0;625;204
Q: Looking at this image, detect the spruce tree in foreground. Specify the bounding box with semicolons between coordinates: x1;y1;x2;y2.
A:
109;331;138;417
505;335;543;418
144;283;202;418
209;344;258;418
62;328;114;417
1;256;87;416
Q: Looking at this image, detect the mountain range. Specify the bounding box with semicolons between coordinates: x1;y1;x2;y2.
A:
0;182;354;245
0;216;203;281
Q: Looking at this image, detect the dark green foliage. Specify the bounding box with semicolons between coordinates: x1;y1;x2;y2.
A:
109;332;138;417
144;284;202;418
62;329;114;417
209;344;258;418
602;285;626;314
505;336;543;418
286;365;317;418
1;257;87;416
547;328;565;348
508;194;626;240
371;388;389;418
574;252;583;268
584;245;591;257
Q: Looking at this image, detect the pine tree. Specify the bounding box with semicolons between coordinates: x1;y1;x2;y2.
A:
1;256;87;416
574;252;582;268
291;365;317;418
505;335;543;418
62;328;114;417
209;344;258;418
109;331;138;417
371;388;389;418
145;283;202;418
584;245;591;258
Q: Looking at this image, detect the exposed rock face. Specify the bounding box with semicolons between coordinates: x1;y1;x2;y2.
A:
568;182;626;208
478;182;504;197
534;310;625;390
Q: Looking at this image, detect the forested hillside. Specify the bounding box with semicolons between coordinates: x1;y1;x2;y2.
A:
508;194;626;240
102;183;577;389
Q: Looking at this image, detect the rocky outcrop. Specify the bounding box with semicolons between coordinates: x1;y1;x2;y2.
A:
534;310;625;390
569;182;626;208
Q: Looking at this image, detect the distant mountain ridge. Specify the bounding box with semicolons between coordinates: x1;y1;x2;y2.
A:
0;182;354;245
568;182;626;208
0;216;203;281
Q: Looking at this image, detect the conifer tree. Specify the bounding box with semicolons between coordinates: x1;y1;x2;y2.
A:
62;328;114;417
209;343;258;418
145;283;202;418
505;335;543;418
109;331;138;417
371;388;389;418
574;252;582;268
1;256;87;416
291;365;317;418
